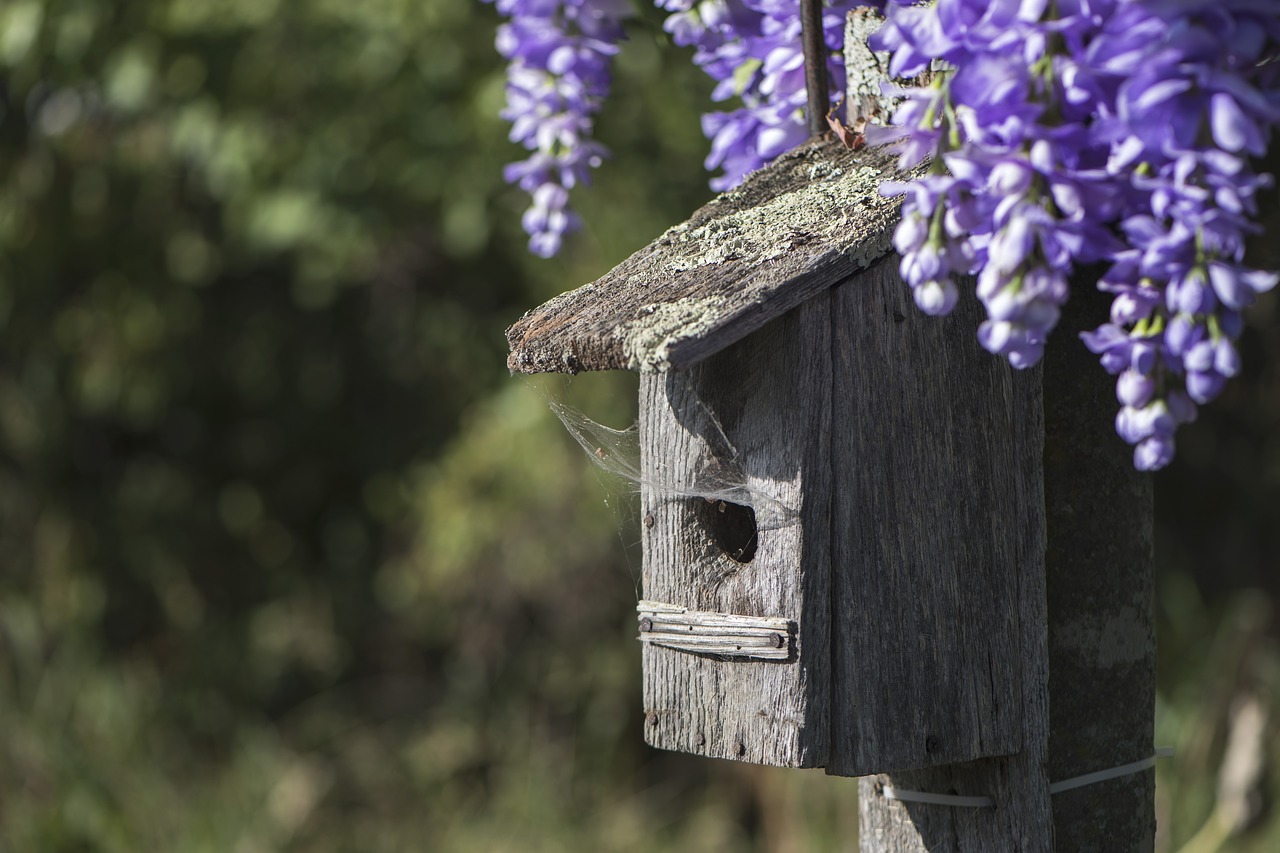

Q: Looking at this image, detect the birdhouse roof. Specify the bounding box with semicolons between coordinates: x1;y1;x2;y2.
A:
506;137;923;375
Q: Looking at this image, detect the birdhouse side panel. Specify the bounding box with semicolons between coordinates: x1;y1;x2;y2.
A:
827;257;1048;776
638;295;833;768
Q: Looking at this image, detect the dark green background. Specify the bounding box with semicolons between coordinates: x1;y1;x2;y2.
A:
0;2;1276;850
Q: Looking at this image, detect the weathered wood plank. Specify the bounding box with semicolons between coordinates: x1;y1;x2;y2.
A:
829;257;1053;850
843;8;946;131
508;139;922;376
639;296;832;767
850;267;1158;852
637;600;794;660
827;256;1045;775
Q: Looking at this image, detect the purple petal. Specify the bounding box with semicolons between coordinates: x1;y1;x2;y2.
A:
1210;92;1264;154
1134;435;1175;471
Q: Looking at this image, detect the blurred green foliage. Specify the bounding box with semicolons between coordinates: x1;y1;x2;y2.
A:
0;2;1278;851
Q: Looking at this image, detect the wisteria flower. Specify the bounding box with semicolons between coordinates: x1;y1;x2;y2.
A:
490;0;630;257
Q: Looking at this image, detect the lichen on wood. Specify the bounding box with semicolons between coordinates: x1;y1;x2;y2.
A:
843;8;948;132
658;160;884;273
506;138;924;375
844;7;896;130
615;296;728;372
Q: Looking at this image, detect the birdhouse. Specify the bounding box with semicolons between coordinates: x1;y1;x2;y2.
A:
505;138;1046;778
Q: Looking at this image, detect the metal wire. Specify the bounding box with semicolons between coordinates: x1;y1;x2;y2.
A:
800;0;830;137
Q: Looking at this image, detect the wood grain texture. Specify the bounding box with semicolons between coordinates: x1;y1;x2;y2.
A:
852;270;1157;852
842;8;945;131
827;257;1046;776
832;259;1053;850
507;138;924;376
639;296;832;767
1042;278;1155;851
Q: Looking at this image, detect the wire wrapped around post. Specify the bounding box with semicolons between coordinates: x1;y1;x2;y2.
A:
800;0;830;137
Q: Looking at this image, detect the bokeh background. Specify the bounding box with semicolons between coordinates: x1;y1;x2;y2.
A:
0;2;1277;851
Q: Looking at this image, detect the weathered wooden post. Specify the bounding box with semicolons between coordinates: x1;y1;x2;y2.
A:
505;12;1155;851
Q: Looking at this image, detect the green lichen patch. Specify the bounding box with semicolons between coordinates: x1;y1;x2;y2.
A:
615;295;729;372
660;159;891;274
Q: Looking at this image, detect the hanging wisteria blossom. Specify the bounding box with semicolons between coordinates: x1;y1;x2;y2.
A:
873;0;1280;470
487;0;1280;470
488;0;632;257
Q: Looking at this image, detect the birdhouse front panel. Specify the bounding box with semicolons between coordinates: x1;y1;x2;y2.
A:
638;296;833;768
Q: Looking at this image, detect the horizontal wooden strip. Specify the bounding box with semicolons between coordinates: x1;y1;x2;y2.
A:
645;627;783;648
636;600;686;614
644;641;791;661
637;600;792;632
642;622;786;639
637;600;795;661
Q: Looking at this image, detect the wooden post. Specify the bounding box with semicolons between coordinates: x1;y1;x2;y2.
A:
1042;281;1156;849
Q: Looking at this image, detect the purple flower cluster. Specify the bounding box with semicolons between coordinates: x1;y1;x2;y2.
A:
490;0;630;257
1079;1;1280;470
488;1;1280;470
876;0;1280;469
658;1;881;190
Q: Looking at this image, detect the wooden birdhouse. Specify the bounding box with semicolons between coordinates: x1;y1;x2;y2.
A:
506;138;1048;779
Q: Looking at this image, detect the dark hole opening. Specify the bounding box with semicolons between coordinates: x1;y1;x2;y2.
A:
695;498;758;563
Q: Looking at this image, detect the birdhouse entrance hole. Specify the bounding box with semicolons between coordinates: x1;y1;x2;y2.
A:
695;497;758;563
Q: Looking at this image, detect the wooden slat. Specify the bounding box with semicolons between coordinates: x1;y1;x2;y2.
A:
843;7;897;129
637;600;794;660
827;257;1043;774
826;258;1053;849
639;296;832;767
507;138;922;375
